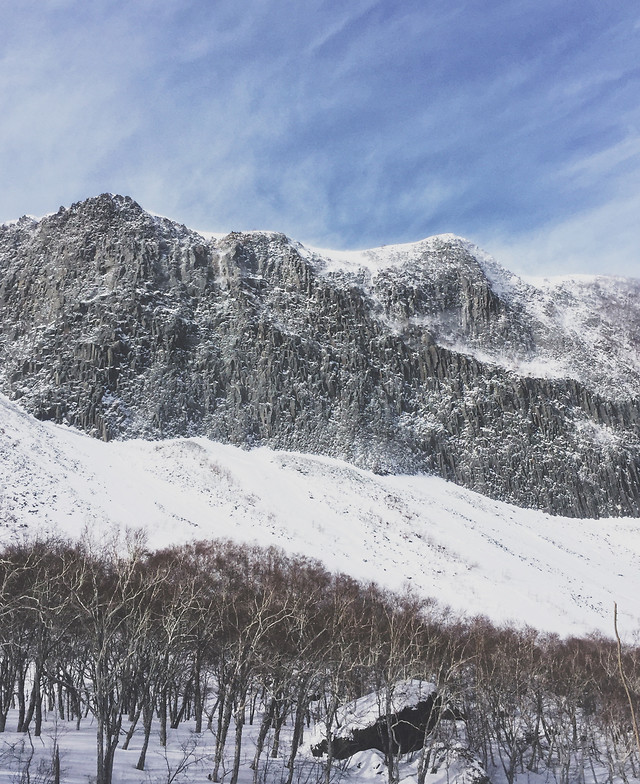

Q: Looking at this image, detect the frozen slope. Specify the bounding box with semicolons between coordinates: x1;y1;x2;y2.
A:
1;392;639;639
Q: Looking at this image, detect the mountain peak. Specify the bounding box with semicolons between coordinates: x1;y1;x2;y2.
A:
1;196;639;518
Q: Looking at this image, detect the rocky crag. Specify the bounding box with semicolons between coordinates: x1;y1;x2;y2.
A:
1;194;639;517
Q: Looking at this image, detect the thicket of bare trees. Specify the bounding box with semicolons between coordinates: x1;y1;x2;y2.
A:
0;535;638;784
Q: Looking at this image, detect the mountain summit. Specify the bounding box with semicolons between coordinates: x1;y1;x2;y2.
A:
1;193;639;517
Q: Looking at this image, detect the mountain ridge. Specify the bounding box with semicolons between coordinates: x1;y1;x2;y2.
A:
1;193;639;517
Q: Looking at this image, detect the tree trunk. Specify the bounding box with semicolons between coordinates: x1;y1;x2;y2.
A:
16;667;27;731
285;712;305;783
56;683;65;721
270;699;289;758
212;687;235;782
34;686;43;737
194;659;203;733
101;736;119;784
22;671;42;734
122;704;142;750
286;680;311;784
385;687;398;784
53;743;61;784
96;714;106;784
324;696;339;784
231;699;246;784
252;698;276;784
136;700;154;771
159;687;168;747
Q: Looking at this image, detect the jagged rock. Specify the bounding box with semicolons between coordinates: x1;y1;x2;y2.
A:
310;680;445;760
310;690;458;760
1;193;639;517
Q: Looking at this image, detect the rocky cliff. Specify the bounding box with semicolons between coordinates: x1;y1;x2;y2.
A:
1;193;639;517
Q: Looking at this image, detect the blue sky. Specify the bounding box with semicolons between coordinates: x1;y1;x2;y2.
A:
1;0;640;277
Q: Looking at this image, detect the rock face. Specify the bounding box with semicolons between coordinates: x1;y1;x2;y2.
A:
311;693;451;760
1;193;639;517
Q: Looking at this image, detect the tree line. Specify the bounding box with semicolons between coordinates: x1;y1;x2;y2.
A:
0;535;638;784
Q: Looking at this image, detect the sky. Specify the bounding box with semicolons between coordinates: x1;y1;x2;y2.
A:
1;0;639;278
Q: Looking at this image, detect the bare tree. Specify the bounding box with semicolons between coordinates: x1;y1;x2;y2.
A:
615;603;640;760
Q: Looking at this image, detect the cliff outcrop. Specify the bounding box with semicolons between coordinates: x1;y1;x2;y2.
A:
1;194;639;517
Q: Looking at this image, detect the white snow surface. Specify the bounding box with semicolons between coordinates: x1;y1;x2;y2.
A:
0;705;474;784
2;393;639;640
302;235;466;276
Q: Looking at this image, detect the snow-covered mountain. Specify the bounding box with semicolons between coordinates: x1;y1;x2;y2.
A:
1;194;639;518
2;392;639;639
304;235;640;401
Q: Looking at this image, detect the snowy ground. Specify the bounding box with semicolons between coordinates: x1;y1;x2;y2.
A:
0;709;247;784
0;706;486;784
2;393;639;640
0;699;623;784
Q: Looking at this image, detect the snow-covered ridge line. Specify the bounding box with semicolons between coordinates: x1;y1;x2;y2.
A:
4;196;637;292
299;231;640;398
300;234;480;276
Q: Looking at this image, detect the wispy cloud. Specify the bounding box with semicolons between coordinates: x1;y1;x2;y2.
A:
1;0;639;277
486;186;640;279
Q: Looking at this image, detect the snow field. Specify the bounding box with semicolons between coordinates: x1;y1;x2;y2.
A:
0;705;472;784
1;393;639;639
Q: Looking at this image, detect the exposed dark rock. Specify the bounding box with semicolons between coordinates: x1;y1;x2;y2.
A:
1;193;639;517
311;693;459;759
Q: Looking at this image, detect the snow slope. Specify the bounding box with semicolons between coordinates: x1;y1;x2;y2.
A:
2;393;639;639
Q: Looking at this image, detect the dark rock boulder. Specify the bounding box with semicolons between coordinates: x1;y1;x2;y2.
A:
311;692;459;759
